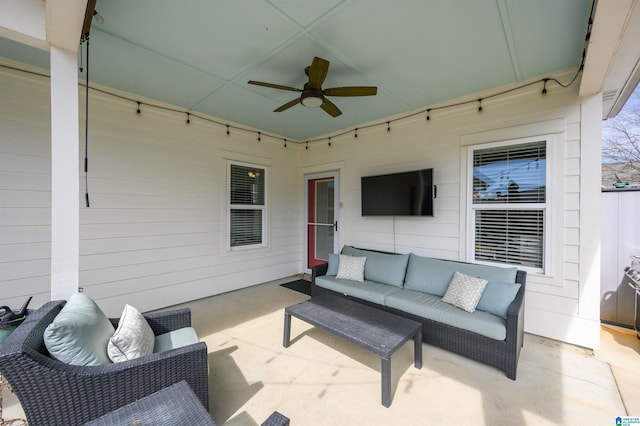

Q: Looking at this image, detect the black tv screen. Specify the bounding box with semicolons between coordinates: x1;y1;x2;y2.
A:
361;169;434;216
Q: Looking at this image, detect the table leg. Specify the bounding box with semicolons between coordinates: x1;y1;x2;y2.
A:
414;329;423;369
283;311;292;348
381;357;391;407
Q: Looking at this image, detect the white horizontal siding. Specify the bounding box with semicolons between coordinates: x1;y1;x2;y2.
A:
0;66;301;315
1;63;602;347
0;68;52;309
301;77;601;348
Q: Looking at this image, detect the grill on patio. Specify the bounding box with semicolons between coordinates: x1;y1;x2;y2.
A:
624;255;640;339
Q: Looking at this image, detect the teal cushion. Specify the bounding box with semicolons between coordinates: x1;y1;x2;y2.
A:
44;292;115;366
326;253;339;276
153;327;199;353
384;290;508;340
341;246;409;288
404;253;518;296
315;276;402;306
476;281;522;319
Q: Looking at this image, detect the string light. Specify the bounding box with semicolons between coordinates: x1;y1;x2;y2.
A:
186;112;190;124
0;49;584;151
284;139;287;148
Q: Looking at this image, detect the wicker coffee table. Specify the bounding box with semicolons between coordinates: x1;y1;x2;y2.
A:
283;294;422;407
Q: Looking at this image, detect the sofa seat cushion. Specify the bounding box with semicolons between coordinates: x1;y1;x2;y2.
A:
153;327;199;353
341;246;409;288
315;276;402;306
384;290;507;340
404;254;518;297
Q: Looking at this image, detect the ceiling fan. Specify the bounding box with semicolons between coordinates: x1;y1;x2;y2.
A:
248;56;377;117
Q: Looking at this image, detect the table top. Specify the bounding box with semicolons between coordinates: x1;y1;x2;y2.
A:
83;380;215;426
286;294;421;358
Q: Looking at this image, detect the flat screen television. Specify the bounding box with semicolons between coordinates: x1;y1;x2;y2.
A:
361;168;434;216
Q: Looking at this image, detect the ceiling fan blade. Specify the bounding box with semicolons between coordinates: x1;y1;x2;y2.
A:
307;57;330;90
274;98;301;112
248;80;301;93
323;86;378;97
321;98;342;117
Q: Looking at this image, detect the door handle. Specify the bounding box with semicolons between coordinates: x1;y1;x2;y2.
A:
334;221;338;231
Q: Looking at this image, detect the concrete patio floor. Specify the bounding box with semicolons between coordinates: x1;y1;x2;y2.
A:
188;278;639;425
2;278;639;425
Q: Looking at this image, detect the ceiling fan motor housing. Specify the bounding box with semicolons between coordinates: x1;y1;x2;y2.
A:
301;85;324;107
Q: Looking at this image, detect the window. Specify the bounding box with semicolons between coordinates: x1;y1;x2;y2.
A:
228;161;267;250
469;137;550;272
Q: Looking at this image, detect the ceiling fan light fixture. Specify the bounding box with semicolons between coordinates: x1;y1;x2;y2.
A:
93;10;104;24
301;90;324;108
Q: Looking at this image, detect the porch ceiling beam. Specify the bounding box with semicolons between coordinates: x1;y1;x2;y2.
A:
0;0;47;50
580;0;639;117
46;0;87;53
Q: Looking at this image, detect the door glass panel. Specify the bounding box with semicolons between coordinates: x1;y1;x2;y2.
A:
307;177;335;268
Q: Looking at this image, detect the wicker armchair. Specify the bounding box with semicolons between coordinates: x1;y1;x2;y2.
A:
0;300;209;426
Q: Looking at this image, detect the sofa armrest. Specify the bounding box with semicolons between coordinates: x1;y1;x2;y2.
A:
311;263;329;283
144;309;192;335
108;308;192;335
506;284;525;319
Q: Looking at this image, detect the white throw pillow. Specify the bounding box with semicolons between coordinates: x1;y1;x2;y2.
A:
336;254;366;282
442;271;489;313
107;304;155;363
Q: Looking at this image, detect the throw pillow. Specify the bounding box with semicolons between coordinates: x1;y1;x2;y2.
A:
326;253;340;276
336;254;366;282
107;304;156;363
44;292;115;366
476;281;521;319
442;271;489;313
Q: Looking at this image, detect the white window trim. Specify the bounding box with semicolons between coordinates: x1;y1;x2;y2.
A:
227;160;269;252
466;134;554;275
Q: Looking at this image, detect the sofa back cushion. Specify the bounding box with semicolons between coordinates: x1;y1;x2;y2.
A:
404;254;518;296
326;253;340;276
476;281;522;319
341;246;409;288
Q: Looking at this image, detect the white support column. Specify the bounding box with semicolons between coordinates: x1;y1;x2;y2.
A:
578;92;603;349
50;45;79;301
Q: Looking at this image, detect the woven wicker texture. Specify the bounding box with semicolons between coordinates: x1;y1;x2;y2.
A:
312;253;526;380
83;380;215;425
285;294;422;407
0;301;209;426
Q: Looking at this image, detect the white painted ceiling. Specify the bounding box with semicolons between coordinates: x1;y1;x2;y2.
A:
0;0;593;141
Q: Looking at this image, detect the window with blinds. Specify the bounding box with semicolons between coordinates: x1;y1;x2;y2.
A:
229;162;267;249
470;139;548;270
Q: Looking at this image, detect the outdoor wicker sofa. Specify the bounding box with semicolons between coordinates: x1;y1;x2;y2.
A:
0;300;209;426
311;246;527;379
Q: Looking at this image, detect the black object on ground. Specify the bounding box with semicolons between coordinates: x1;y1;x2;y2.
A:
280;279;311;296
